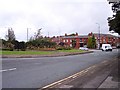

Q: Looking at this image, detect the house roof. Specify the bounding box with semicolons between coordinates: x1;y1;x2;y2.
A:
93;33;117;38
62;35;88;39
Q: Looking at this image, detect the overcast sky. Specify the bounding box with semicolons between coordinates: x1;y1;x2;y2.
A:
0;0;115;41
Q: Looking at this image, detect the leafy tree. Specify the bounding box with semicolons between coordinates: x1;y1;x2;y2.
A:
108;11;120;35
13;40;19;50
4;28;16;50
87;37;92;48
92;35;96;48
7;40;26;51
5;28;16;41
87;35;96;49
34;28;43;39
19;41;26;51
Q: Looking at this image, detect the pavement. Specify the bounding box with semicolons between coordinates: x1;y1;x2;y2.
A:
98;62;119;89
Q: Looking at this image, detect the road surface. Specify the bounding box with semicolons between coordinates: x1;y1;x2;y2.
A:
2;49;119;88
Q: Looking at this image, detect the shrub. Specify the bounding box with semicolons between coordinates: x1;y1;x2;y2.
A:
56;47;72;50
2;48;13;51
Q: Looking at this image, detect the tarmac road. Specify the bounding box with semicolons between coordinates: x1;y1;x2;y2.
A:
2;49;119;88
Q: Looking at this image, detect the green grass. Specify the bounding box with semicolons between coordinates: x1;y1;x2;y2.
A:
1;49;85;55
1;51;55;55
58;49;84;53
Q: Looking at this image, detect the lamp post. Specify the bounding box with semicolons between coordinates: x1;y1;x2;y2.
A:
96;23;101;49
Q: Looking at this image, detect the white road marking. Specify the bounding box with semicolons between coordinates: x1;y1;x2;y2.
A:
0;68;16;72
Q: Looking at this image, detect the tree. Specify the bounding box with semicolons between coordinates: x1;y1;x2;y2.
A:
13;40;19;50
108;11;120;35
34;28;42;39
5;28;16;50
92;35;96;48
87;35;96;49
107;1;120;35
19;41;26;51
87;37;92;48
5;28;16;41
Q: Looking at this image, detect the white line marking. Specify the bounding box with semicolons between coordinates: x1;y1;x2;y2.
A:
0;68;16;72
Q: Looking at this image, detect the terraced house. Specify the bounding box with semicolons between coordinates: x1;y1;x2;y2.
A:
51;32;120;49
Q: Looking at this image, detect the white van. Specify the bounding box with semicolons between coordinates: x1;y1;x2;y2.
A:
101;44;112;51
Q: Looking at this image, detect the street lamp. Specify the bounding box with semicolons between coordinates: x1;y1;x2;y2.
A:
96;23;101;49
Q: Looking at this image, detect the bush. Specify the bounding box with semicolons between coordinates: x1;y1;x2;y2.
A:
56;47;72;50
2;48;13;51
56;48;63;50
10;49;13;51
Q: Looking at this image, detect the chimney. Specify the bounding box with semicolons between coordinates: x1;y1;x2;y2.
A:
65;33;67;36
76;32;78;36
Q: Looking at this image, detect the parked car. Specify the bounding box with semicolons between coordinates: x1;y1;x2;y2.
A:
101;44;112;51
79;47;88;51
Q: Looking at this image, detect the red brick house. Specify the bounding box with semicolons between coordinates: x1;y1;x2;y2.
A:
62;35;88;48
51;32;120;49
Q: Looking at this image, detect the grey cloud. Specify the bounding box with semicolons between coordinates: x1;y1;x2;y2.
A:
0;0;113;41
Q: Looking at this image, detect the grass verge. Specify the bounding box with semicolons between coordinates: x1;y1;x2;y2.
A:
58;49;84;53
1;49;86;55
1;51;55;55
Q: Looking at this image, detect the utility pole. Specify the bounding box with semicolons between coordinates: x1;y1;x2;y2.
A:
48;32;49;37
27;28;31;42
96;23;100;49
27;28;29;42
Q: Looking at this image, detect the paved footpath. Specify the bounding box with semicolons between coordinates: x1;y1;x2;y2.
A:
41;56;120;90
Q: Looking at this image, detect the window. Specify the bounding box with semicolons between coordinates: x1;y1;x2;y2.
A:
66;39;68;42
